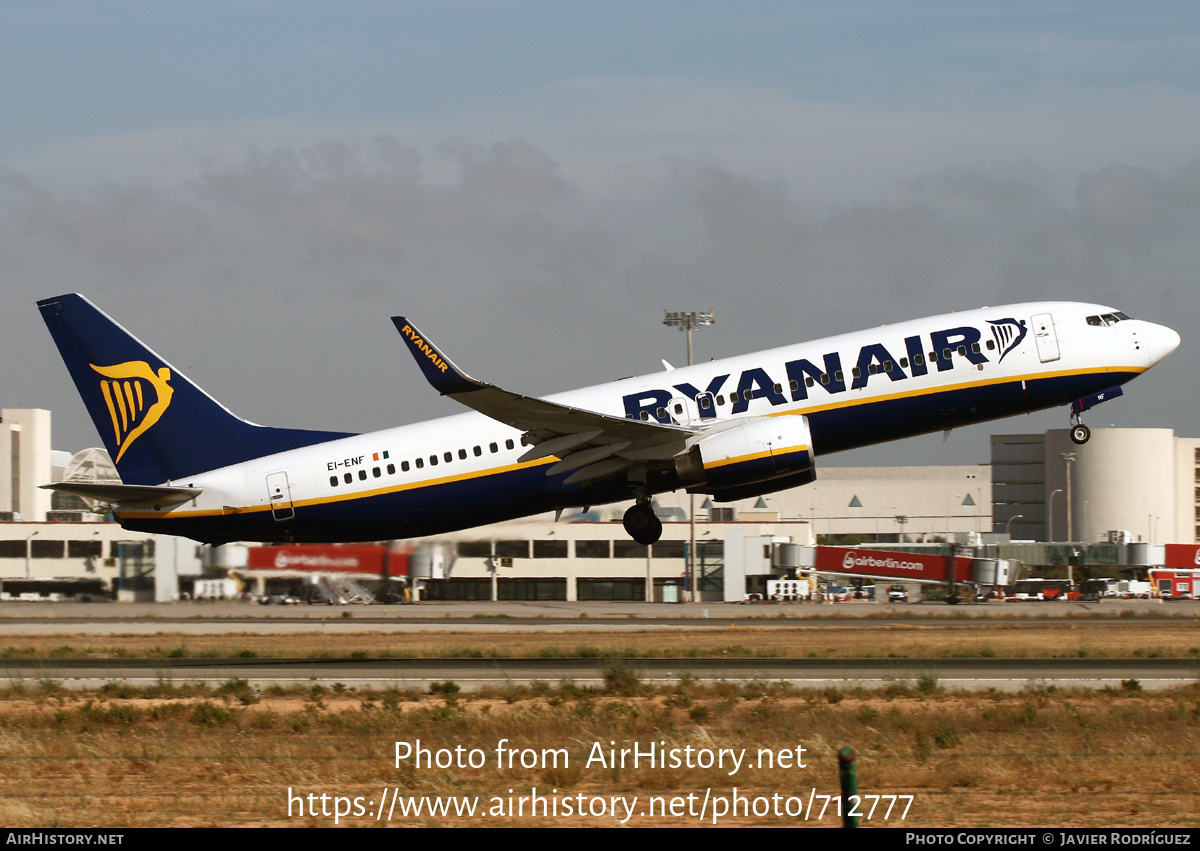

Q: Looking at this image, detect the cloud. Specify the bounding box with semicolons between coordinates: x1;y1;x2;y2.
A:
3;138;1197;463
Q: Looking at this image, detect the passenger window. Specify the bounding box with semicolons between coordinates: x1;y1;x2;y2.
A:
789;379;799;392
985;340;995;350
699;397;712;410
430;455;438;466
373;467;381;478
743;389;753;401
416;458;424;469
834;371;844;382
821;374;830;385
957;345;966;356
343;473;352;484
806;377;815;388
329;476;338;487
387;463;396;475
883;361;892;371
506;439;514;450
899;358;908;368
971;343;980;354
490;442;498;453
444;452;452;463
458;449;467;460
473;446;482;457
639;411;650;421
358;470;367;481
942;349;951;360
852;367;862;378
773;383;782;394
915;354;924;366
656;407;666;418
867;364;877;375
402;461;410;472
673;404;682;414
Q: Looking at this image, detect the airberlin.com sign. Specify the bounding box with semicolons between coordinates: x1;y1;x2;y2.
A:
1163;545;1200;569
813;547;972;581
246;545;393;575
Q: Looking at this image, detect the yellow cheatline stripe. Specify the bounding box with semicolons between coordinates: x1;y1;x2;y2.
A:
704;445;809;471
114;365;1140;520
115;456;559;520
767;364;1144;419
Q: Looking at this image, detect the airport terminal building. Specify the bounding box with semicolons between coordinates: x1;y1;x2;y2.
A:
3;406;1199;602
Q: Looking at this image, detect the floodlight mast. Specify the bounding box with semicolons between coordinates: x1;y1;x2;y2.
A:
662;309;715;367
662;309;715;604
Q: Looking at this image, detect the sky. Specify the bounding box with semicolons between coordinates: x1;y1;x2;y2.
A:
2;1;1198;467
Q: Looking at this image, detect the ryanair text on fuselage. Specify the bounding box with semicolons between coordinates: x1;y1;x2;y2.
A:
623;320;1024;424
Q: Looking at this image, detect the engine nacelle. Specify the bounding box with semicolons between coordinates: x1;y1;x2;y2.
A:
674;415;814;492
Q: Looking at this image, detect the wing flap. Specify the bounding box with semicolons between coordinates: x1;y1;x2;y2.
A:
564;458;633;486
517;430;603;464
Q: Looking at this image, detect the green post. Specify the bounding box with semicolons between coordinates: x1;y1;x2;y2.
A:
839;746;859;828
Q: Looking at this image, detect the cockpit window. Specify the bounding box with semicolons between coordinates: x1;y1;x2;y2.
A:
1086;311;1133;326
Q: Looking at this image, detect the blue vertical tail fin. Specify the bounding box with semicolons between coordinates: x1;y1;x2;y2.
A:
38;294;354;484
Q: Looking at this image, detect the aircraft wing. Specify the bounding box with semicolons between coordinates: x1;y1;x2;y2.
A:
393;316;696;484
40;482;202;508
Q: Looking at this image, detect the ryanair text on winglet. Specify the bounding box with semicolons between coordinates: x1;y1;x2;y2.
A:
402;325;449;373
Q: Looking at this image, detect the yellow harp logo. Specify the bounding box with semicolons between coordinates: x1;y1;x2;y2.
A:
90;361;174;463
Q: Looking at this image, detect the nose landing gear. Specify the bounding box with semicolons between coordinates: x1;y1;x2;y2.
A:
623;500;662;546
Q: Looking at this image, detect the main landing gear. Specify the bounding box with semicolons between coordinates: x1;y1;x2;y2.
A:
1069;410;1091;445
623;500;662;546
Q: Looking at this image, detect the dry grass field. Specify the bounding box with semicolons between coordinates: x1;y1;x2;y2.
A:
0;621;1197;828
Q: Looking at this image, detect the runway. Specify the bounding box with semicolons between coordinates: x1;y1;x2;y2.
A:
4;655;1197;692
2;599;1196;691
0;597;1194;635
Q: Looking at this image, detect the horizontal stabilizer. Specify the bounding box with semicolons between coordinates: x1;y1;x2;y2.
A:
41;482;202;508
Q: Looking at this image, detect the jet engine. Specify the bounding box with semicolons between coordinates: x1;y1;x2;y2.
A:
673;415;815;493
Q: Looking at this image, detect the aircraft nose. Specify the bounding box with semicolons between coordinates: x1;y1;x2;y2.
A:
1144;322;1181;366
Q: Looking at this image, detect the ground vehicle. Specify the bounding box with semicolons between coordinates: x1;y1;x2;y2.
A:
1006;578;1073;601
887;584;908;603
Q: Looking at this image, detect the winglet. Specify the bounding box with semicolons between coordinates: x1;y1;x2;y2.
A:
391;316;482;395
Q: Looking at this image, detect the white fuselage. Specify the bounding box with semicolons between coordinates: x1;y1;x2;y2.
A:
113;301;1179;544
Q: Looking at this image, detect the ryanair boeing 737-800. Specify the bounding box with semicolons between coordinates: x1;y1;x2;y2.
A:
37;294;1179;546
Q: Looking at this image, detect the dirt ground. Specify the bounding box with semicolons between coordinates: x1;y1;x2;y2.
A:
0;678;1197;828
1;619;1197;828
